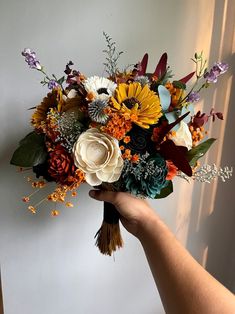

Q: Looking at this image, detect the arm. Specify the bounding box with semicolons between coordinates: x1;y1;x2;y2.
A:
89;190;235;314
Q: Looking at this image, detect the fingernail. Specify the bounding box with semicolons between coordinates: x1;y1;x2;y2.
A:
89;190;96;198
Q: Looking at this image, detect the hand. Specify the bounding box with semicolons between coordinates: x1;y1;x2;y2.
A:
89;190;157;238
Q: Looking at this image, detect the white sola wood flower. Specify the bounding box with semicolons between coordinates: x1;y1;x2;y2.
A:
72;128;123;186
83;76;117;101
171;121;193;150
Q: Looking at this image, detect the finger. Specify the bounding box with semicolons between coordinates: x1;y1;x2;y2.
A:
89;190;118;204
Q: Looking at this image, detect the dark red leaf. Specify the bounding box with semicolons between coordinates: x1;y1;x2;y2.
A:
193;113;209;127
160;140;192;176
138;53;148;76
179;71;195;83
215;112;223;120
153;53;168;78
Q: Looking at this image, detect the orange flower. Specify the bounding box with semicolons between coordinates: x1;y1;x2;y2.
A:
131;154;140;163
166;161;178;180
123;136;131;144
122;149;132;160
101;112;132;140
51;210;60;217
48;145;85;187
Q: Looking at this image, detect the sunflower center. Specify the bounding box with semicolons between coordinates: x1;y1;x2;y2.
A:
97;87;109;95
123;97;141;109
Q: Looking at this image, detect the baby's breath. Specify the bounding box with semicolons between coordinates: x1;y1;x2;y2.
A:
55;111;83;152
178;164;233;183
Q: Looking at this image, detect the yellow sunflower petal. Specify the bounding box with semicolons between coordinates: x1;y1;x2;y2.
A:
111;82;162;128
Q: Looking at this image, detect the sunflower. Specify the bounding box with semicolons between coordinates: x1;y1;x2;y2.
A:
31;88;85;130
111;82;162;129
31;88;64;129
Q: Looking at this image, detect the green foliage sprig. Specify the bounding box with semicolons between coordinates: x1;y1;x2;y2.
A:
103;32;123;77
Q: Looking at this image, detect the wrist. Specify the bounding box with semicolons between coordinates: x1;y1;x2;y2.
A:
136;211;163;243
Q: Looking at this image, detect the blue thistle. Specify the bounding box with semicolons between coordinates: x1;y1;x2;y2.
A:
88;99;109;124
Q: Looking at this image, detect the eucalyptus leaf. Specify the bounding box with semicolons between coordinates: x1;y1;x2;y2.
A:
155;181;173;199
181;104;194;124
11;131;47;167
186;138;216;166
165;112;180;131
158;85;171;111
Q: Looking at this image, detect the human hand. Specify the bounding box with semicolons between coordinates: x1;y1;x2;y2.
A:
89;190;157;238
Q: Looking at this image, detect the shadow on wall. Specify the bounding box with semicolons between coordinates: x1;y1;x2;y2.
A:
186;0;235;293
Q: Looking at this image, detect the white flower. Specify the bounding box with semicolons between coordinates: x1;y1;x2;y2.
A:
62;89;77;101
171;121;193;150
83;76;117;101
72;128;123;186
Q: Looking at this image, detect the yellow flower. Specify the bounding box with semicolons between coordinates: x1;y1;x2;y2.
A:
31;88;84;130
31;88;65;129
111;82;162;129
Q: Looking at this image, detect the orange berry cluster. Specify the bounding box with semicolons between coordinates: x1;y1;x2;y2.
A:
165;82;184;108
189;125;206;147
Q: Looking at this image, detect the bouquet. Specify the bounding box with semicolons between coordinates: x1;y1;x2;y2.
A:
11;33;232;255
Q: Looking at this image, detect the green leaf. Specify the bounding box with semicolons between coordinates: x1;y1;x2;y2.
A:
57;76;65;85
186;138;216;167
172;80;186;90
155;181;173;199
10;131;47;167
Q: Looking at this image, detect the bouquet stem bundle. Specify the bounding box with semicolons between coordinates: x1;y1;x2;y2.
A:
95;202;123;256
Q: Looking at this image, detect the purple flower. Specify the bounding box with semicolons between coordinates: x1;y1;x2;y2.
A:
22;48;42;70
48;79;59;90
213;62;229;75
204;70;218;83
187;91;200;103
204;61;228;83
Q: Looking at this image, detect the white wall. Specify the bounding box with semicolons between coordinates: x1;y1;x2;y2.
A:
0;0;234;313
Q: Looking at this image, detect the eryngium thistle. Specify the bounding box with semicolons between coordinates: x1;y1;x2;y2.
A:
134;75;149;87
88;99;109;124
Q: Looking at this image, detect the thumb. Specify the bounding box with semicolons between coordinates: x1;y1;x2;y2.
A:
89;190;118;204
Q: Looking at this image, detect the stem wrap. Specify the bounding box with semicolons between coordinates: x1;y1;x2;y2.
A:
95;201;123;256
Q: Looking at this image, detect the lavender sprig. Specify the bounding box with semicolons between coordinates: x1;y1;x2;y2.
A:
179;53;228;107
22;48;42;70
204;62;229;83
22;48;64;90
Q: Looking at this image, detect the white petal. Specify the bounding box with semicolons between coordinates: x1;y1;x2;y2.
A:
96;170;113;182
85;173;102;186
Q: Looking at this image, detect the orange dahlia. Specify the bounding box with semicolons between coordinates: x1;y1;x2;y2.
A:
48;144;84;186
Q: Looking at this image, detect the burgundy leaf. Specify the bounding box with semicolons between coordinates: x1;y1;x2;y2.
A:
160;140;192;176
153;53;168;78
138;53;148;76
179;71;195;83
192;112;209;127
215;112;223;120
